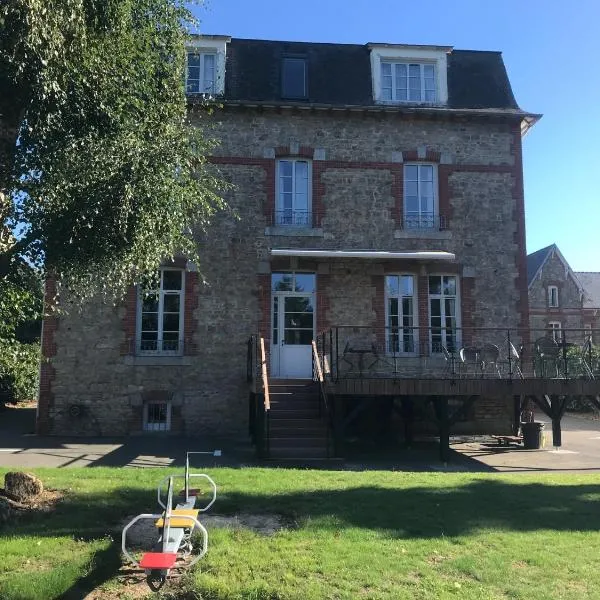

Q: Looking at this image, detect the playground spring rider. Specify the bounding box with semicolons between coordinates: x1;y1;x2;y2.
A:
121;451;219;591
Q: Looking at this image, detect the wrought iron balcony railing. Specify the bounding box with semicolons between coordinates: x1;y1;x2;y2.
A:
134;337;183;356
272;210;315;228
401;213;448;231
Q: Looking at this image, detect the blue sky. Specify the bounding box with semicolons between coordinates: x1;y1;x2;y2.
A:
193;0;600;271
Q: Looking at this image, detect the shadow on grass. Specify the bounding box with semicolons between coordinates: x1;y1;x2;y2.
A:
217;478;600;538
3;477;600;598
0;485;157;600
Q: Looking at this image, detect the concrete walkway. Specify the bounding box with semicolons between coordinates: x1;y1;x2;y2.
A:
0;404;254;468
2;403;600;471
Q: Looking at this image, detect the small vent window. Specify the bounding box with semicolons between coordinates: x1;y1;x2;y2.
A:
282;57;307;99
144;402;171;432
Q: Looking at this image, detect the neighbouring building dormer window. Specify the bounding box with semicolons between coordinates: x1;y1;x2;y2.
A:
368;44;451;105
548;285;559;308
275;159;312;227
403;163;438;229
186;52;216;94
282;57;307;99
381;62;436;102
137;269;184;355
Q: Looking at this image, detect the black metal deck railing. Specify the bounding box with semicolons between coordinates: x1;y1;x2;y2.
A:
314;326;600;381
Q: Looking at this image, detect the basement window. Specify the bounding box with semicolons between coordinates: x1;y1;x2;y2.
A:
143;402;171;432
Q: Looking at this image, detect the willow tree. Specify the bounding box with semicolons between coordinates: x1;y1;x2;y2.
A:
0;0;223;297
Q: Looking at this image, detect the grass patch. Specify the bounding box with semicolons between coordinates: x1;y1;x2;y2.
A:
1;468;600;598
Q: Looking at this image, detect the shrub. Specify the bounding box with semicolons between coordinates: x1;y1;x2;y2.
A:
0;340;40;403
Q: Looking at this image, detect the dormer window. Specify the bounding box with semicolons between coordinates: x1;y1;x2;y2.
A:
282;57;307;99
368;44;450;105
186;52;216;94
185;35;230;96
381;62;436;103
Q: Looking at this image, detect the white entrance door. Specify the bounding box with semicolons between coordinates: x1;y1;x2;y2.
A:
271;273;316;379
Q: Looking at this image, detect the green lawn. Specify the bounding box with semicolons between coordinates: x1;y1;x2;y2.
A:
1;467;600;599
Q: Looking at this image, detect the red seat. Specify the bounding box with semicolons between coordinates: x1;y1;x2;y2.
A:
139;552;178;569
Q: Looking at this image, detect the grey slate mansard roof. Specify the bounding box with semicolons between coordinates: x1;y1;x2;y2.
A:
221;37;524;112
576;273;600;308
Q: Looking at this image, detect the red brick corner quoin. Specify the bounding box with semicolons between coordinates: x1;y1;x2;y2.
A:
37;277;58;434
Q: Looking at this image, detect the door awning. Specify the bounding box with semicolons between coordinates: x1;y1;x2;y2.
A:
270;249;455;261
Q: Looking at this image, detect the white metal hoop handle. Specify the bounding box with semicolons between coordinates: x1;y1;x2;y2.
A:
121;514;162;567
188;473;217;512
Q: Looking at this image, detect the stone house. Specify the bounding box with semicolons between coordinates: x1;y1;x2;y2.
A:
527;243;600;344
37;36;541;450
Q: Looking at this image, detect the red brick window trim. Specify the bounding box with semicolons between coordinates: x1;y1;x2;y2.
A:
273;157;314;228
121;263;198;357
399;150;449;231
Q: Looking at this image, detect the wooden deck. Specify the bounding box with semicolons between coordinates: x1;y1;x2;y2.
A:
328;376;600;397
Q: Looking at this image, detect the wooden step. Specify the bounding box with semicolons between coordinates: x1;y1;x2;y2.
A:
269;409;321;419
269;446;330;459
269;426;327;437
269;418;325;428
269;437;328;448
270;400;320;411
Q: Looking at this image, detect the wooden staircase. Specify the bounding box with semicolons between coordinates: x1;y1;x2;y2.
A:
267;379;331;460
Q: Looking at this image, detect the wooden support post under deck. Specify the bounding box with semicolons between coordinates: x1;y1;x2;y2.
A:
333;394;344;457
512;395;521;436
434;397;450;463
400;397;414;448
550;395;568;448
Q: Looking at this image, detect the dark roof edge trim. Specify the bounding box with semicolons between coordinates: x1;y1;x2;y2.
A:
206;98;542;122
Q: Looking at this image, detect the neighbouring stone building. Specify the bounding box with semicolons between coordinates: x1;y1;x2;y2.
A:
37;35;541;441
527;243;600;343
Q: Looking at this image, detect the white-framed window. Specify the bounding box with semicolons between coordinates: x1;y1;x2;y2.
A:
429;275;460;353
276;159;312;227
137;269;185;355
584;324;593;344
381;61;436;103
385;275;417;354
548;321;562;343
143;402;171;432
404;163;438;229
548;285;559;308
186;52;216;94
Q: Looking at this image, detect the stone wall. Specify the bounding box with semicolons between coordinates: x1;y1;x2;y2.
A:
40;106;526;437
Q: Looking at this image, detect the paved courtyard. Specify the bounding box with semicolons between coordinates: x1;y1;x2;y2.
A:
452;413;600;472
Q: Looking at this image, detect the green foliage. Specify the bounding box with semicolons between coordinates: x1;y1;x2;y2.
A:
0;338;40;402
0;0;224;299
0;264;42;402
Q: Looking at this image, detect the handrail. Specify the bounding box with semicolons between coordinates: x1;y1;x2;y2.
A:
312;339;333;457
259;337;270;411
312;340;325;383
